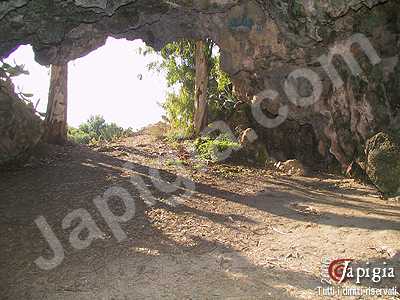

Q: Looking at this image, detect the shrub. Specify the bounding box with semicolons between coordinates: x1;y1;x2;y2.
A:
193;134;240;163
68;127;91;144
100;122;124;142
68;115;128;145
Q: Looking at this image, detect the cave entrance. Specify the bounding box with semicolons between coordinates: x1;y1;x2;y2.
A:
5;38;168;134
4;36;234;148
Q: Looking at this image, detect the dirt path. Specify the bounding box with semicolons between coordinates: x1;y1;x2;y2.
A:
1;128;399;299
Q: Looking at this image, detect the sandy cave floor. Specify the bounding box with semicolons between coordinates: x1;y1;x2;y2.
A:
0;128;399;300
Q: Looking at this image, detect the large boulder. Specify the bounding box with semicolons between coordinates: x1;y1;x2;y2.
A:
239;128;269;165
0;81;44;166
366;132;400;196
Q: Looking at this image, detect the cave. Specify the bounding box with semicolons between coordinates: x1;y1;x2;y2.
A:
1;1;400;298
1;0;399;168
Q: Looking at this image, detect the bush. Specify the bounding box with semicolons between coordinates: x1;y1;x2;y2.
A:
68;127;91;144
68;115;128;145
193;134;241;163
100;122;124;142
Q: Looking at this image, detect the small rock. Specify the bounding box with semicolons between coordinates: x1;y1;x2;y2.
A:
238;128;269;164
240;128;258;145
277;159;306;176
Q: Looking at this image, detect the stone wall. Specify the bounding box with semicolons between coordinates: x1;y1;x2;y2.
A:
0;0;399;167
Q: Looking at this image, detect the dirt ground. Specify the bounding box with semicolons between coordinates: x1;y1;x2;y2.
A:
1;126;399;300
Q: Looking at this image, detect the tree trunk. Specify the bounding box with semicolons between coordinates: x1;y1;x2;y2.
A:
45;63;68;145
194;40;209;135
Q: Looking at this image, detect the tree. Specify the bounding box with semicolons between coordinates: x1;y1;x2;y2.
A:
194;40;210;135
144;39;237;137
146;40;196;136
45;64;68;145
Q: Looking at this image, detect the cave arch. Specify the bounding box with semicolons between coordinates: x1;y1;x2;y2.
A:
1;0;399;166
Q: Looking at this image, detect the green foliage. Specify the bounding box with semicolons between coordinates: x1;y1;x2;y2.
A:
208;55;237;121
165;158;186;166
68;115;128;145
160;40;197;89
100;122;125;142
193;134;240;163
68;127;91;144
78;115;107;139
147;40;197;136
145;39;238;136
0;60;40;113
163;89;194;136
0;60;29;78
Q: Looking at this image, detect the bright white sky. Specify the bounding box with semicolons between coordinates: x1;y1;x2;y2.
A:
5;38;167;129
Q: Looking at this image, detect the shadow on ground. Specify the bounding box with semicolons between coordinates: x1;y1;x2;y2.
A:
0;143;399;299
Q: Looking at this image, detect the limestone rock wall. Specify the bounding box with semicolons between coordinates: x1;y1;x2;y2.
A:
0;0;399;167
